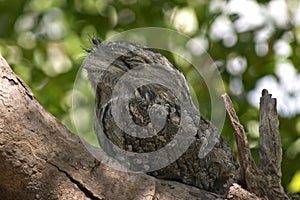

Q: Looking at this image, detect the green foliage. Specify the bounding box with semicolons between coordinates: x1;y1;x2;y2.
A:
0;0;299;194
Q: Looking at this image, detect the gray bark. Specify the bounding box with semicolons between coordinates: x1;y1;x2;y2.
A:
0;55;223;200
0;54;295;199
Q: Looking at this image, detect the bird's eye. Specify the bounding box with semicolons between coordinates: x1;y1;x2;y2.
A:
126;57;144;63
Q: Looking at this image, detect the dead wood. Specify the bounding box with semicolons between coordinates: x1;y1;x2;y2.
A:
222;92;291;199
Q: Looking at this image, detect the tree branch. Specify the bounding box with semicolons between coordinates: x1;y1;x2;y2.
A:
1;54;292;199
0;55;222;199
222;92;291;199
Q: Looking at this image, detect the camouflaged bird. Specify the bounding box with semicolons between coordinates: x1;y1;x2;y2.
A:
83;39;239;195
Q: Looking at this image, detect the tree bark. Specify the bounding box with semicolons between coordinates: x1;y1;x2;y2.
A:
0;55;294;199
0;55;223;199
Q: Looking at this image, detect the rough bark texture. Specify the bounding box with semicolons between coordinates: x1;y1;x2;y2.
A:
222;93;293;199
0;53;296;199
0;55;225;200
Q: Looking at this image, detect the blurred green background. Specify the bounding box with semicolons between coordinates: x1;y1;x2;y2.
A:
0;0;299;194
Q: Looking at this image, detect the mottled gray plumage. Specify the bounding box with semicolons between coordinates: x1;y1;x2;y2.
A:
83;39;239;194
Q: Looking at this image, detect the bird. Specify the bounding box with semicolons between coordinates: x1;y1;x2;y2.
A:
83;39;239;195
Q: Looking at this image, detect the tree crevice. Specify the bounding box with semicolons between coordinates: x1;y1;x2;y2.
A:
49;162;103;200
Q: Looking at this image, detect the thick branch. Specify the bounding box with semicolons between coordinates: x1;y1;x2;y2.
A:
0;55;222;199
1;54;287;199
